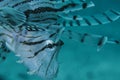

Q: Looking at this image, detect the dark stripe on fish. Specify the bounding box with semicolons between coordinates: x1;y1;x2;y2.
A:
23;25;45;31
110;10;120;15
49;33;56;38
30;18;57;22
80;33;88;43
21;40;46;45
28;40;64;58
12;1;54;8
12;0;34;7
24;3;76;17
91;16;102;24
102;13;113;22
76;20;81;26
83;18;92;26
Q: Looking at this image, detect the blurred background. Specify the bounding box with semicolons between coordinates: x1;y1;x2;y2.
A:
0;0;120;80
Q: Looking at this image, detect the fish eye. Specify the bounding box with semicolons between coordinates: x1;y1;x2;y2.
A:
47;43;54;48
45;40;55;49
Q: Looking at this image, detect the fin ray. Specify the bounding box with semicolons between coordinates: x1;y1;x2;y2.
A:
62;30;120;51
0;7;26;27
57;9;120;26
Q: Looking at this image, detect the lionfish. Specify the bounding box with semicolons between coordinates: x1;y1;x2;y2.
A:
0;0;119;79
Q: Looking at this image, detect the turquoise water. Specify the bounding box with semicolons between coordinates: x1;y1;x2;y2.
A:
0;0;120;80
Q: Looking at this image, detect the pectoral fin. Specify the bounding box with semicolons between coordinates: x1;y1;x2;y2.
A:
0;7;26;27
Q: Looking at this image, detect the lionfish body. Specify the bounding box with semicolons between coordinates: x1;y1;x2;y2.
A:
0;0;119;80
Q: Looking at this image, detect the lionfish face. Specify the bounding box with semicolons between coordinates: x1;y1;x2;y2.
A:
10;23;64;79
15;38;64;79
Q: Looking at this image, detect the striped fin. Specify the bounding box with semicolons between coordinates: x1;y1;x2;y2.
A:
0;0;94;18
12;0;95;17
0;7;26;27
0;0;52;7
27;12;59;24
0;7;26;26
57;9;120;26
55;1;95;13
14;1;55;12
50;0;91;4
52;0;92;4
62;30;120;51
0;0;55;13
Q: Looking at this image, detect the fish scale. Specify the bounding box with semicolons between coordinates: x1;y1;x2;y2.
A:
0;0;119;80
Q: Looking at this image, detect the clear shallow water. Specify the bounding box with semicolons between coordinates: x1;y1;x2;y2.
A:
0;0;120;80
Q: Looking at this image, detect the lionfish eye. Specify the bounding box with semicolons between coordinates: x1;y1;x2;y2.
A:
47;43;54;48
45;40;54;49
